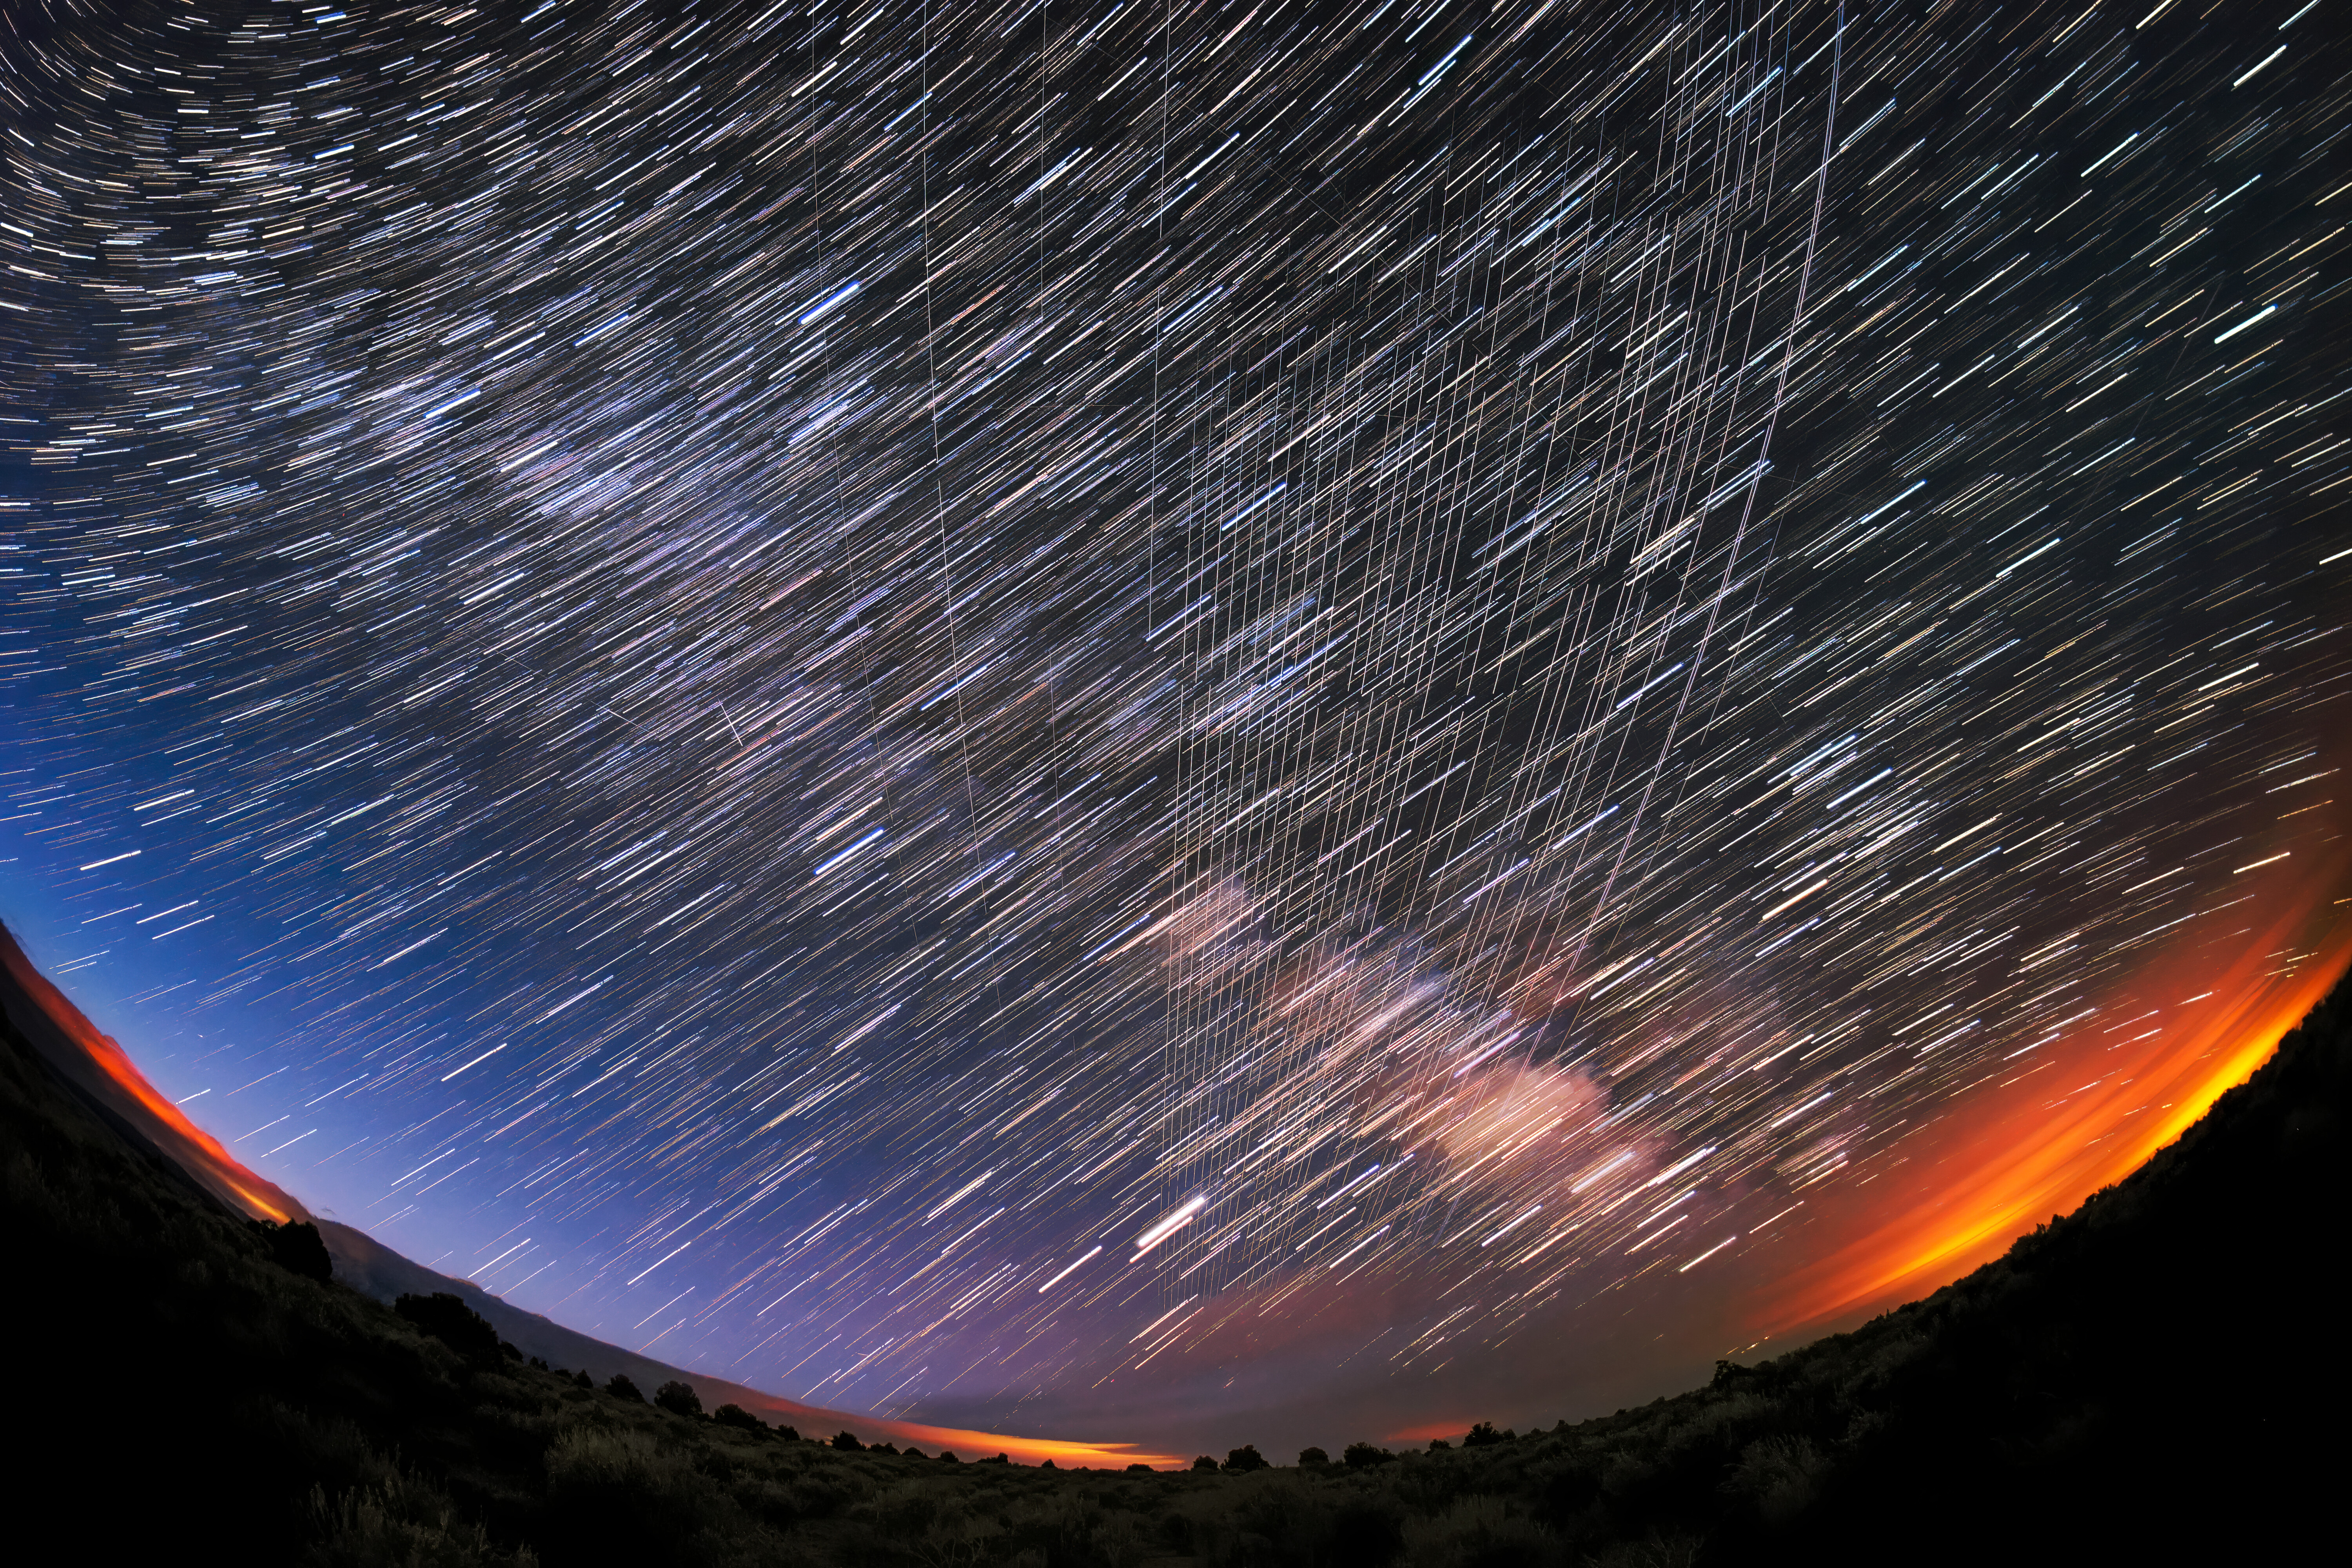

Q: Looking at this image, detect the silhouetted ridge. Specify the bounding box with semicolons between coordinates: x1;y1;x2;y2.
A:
1;940;2339;1564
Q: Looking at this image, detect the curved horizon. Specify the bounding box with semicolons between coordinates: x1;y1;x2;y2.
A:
3;0;2346;1460
9;883;2343;1456
0;916;1185;1467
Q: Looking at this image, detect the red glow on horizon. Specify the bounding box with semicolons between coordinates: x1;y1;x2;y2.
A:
1386;1418;1475;1443
0;923;307;1225
704;1386;1186;1466
1757;851;2350;1337
0;921;1182;1468
875;1420;1183;1470
9;823;2344;1465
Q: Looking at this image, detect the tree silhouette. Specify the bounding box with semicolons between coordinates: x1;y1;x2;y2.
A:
250;1219;333;1282
394;1292;499;1361
1191;1455;1218;1472
653;1380;702;1417
831;1431;864;1451
1299;1446;1330;1466
1222;1445;1269;1472
605;1373;644;1402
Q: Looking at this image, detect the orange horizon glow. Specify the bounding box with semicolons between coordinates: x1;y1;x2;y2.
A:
0;922;306;1225
9;832;2345;1468
860;1419;1184;1469
1757;852;2351;1337
0;920;1183;1468
704;1386;1189;1465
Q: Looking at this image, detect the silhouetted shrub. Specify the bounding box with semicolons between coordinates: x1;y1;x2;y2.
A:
605;1373;644;1402
831;1431;864;1451
1157;1510;1195;1553
773;1425;800;1443
652;1379;702;1417
1331;1498;1408;1564
499;1340;521;1362
1299;1446;1330;1466
938;1450;960;1463
1192;1455;1219;1472
12;940;2342;1568
1537;1459;1603;1519
1429;1438;1454;1451
899;1446;924;1459
775;1470;857;1522
711;1403;765;1432
1223;1444;1269;1472
394;1292;500;1361
542;1426;747;1565
981;1453;1009;1465
305;1472;514;1567
251;1219;334;1282
1726;1434;1828;1524
1402;1495;1552;1567
873;1443;901;1456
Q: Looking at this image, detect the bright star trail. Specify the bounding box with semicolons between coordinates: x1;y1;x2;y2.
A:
2;0;2347;1448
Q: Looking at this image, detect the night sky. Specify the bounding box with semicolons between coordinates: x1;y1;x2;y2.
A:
3;0;2347;1453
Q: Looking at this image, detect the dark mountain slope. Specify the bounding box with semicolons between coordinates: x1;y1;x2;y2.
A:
0;922;312;1224
0;920;1154;1469
1777;968;2347;1562
316;1216;860;1436
1;916;2341;1563
320;1217;773;1383
1379;969;2350;1566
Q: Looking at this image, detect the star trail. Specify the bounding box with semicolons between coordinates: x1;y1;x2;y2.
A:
2;0;2347;1445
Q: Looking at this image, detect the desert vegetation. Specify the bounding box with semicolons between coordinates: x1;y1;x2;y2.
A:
5;975;2342;1564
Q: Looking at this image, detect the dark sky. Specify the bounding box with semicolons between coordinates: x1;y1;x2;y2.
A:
2;0;2347;1454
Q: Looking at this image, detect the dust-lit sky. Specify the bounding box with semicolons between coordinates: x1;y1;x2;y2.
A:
3;0;2347;1453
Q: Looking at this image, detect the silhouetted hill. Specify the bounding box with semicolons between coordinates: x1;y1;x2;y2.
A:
2;918;2339;1563
0;920;1150;1468
0;923;312;1223
316;1217;851;1437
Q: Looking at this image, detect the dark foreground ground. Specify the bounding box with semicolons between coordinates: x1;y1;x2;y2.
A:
4;969;2342;1566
